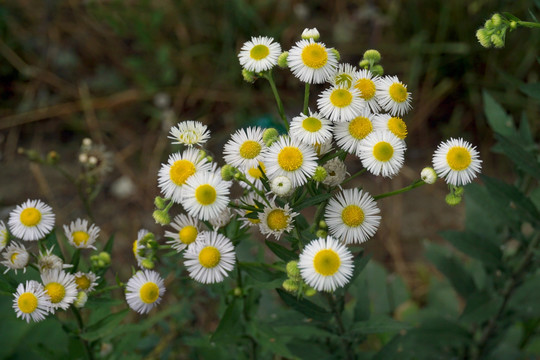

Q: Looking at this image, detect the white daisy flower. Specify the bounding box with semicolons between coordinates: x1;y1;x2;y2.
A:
298;236;354;292
258;202;298;240
376;75;412;117
239;161;267;191
322;158;348;187
63;218;100;250
432;138;482;186
164;214;201;253
2;242;29;274
183;231;236;284
0;221;9;252
311;139;333;157
223;127;265;169
133;229;151;268
37;246;72;273
358;130;406;178
158;148;212;204
317;85;365;122
125;270;165;314
208;207;233;229
325;188;381;244
353;69;381;113
236;193;264;228
181;171;231;221
288;39;338;84
8;199;55;241
12;280;52;323
330;63;358;88
41;269;78;311
263;136;318;187
168;121;210;147
289;110;333;145
333;109;375;154
74;271;99;293
373;114;407;144
238;36;282;73
270;175;295;198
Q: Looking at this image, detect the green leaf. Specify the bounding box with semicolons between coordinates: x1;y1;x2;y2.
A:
495;133;540;179
502;12;522;22
460;292;503;324
276;289;332;321
520;82;540;100
81;308;129;342
103;233;115;254
343;252;370;291
352;316;411;334
239;262;283;282
509;275;540;317
211;298;242;342
440;230;502;267
265;240;297;262
519;112;534;147
292;192;333;212
483;90;515;138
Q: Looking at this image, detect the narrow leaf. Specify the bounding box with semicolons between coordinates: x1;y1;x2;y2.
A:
239;262;283;282
81;309;129;342
266;240;297;262
103;233;115;254
483;90;515;137
440;230;502;267
276;289;332;321
293;192;333;211
495;133;540;179
211;299;242;342
520;82;540;100
352;316;411;334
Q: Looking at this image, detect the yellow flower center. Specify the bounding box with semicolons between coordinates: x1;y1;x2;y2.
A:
313;249;341;276
277;147;303;171
388;83;408;103
387;117;408;139
247;162;266;179
198;246;221;268
355;78;376;100
349;116;373;140
330;89;353;108
139;282;160;304
335;73;353;88
179;225;198;245
341;205;365;227
373;141;394;162
250;44;270;60
45;282;66;304
302;117;322;133
170;159;196;186
20;208;41;227
301;43;328;69
75;275;91;291
72;231;90;246
446;147;471;171
10;252;18;263
195;184;217;205
239;140;262;159
18;292;38;313
267;209;289;231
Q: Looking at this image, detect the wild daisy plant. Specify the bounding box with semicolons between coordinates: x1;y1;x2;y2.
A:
476;12;540;48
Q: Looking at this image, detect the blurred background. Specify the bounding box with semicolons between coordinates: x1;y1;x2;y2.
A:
0;0;538;356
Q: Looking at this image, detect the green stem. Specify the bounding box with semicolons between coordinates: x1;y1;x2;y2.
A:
239;176;271;206
373;180;426;200
92;284;124;295
303;83;310;115
340;169;366;186
265;71;289;131
325;293;354;360
71;307;95;360
517;21;540;29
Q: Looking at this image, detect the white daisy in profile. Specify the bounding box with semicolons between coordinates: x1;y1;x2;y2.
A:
223;127;265;169
164;214;201;253
168;121;210;147
325;188;381;244
12;280;51;323
358;130;406;177
288;39;338;84
330;63;358;88
125;270;165;314
8;199;55;241
322;158;348;187
1;242;29;274
158;148;212;204
432;138;482;186
263;136;318;187
334;109;375;154
298;236;354;292
376;75;412;117
289;110;333;145
37;246;72;273
74;271;99;293
373;114;408;143
353;69;381;113
317;85;365;122
133;229;151;268
41;269;78;311
183;231;236;284
258;202;298;240
181;171;231;221
238;36;282;73
63;218;100;250
0;221;9;252
239;161;267;191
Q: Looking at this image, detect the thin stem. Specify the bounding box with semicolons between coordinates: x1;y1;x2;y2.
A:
71;307;95;360
92;284;124;295
239;176;271;206
303;83;310;115
325;293;354;360
517;21;540;29
373;180;425;200
340;169;366;186
265;71;288;131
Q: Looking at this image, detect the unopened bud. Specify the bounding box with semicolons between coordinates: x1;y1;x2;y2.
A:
98;252;111;265
313;166;327;182
445;193;462;206
46;151;60;165
491;13;502;27
153;209;171;225
304;287;317;297
363;49;381;63
233;287;243;297
141;259;155;269
330;48;341;62
221;164;237;181
371;65;384;76
490;34;504;48
301;28;320;41
318;220;327;229
358;59;370;69
476;28;492;48
74;292;88;308
154;196;167;210
420;167;437;184
286;261;300;279
282;279;299;293
278;52;289;68
242;69;256;83
316;230;328;238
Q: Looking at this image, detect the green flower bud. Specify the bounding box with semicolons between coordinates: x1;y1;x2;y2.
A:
233;287;243;297
358;59;370;69
282;279;299;293
242;69;256;83
490;34;504;48
206;155;213;163
318;220;327;229
97;260;106;268
233;172;243;180
278;51;289;68
74;292;88;308
286;261;300;279
153;209;171;225
141;259;155;269
198;149;207;159
316;229;328;238
263;128;279;146
363;49;381;63
313;166;328;182
510;21;517;29
476;28;492;48
142;232;155;243
98;252;111;265
371;65;384;76
221;164;237;181
445;193;462;206
484;19;494;30
304;287;317;297
454;186;464;196
330;48;341;62
154;196;167;210
491;13;502;27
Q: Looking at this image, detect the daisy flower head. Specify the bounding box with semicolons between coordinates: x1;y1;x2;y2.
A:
376;75;412;117
358;130;406;178
74;271;99;293
183;231;236;284
8;199;55;241
0;221;9;252
158;148;212;204
168;121;210;147
263;136;318;187
325;188;381;244
164;214;201;253
432;138;482;186
239;161;267;191
289;110;333;145
133;229;151;268
298;236;354;292
317;84;365;122
37;246;72;273
181;170;231;221
322;158;348;187
2;242;29;274
353;69;381;113
373;113;408;142
41;269;78;311
63;218;100;250
12;280;52;323
223;127;265;169
125;270;165;314
238;36;282;73
258;202;298;240
270;175;295;197
288;38;338;84
334;108;375;154
330;63;358;88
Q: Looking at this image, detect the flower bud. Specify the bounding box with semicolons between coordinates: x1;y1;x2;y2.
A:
510;21;517;29
74;291;88;308
454;186;464;196
46;151;60;165
304;287;317;297
221;164;237;181
278;51;289;68
153;209;171;225
98;252;111;265
490;34;504;48
154;196;167;210
141;259;155;269
233;287;243;297
358;59;370;69
484;19;494;30
371;65;384;76
286;261;300;279
242;69;256;83
318;220;327;229
263;128;279;146
312;166;328;182
271;175;294;197
330;48;341;62
316;229;328;238
491;13;502;27
420;167;437;184
445;193;462;206
301;28;320;41
363;49;381;63
282;279;299;293
476;28;492;48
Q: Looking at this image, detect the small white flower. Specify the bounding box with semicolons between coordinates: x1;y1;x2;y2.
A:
164;214;201;253
239;161;267;191
322;158;348;187
373;113;408;143
288;39;338;84
432;138;482;186
358;130;406;178
125;270;165;314
2;242;29;274
168;121;210;147
258;202;298;240
238;36;282;73
41;269;78;311
181;171;231;221
63;218;100;250
333;109;375;154
12;280;52;323
37;246;72;273
8;199;55;241
376;75;412;117
270;175;294;197
289;110;333;145
223;127;265;169
330;63;358;88
317;85;365;122
74;271;99;293
353;69;381;113
421;167;438;184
